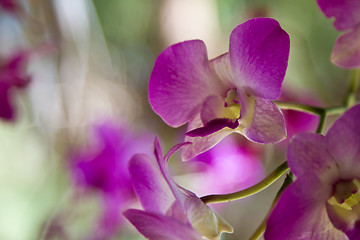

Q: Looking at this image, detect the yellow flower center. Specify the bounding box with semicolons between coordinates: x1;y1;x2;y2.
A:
328;179;360;210
223;89;241;120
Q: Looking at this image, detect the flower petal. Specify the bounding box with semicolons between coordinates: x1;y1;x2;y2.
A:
288;133;339;184
154;138;188;210
326;201;360;239
128;153;174;214
182;114;233;160
265;180;347;240
243;98;286;143
331;26;360;69
317;0;360;31
229;18;290;100
185;194;233;240
0;0;19;13
200;95;226;125
124;209;201;240
326;104;360;180
148;40;227;127
0;82;14;120
209;53;236;88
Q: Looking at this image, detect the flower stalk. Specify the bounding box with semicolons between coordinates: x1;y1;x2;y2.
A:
347;69;360;107
200;161;289;204
274;101;324;116
249;172;294;240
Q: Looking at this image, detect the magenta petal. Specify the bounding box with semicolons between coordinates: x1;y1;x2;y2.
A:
244;98;286;143
265;180;347;240
128;154;174;214
148;40;227;127
287;133;339;184
0;0;18;13
124;209;201;240
346;225;360;240
317;0;360;31
182;115;233;160
153;138;188;208
331;26;360;68
229;18;290;100
0;83;14;120
326;104;360;180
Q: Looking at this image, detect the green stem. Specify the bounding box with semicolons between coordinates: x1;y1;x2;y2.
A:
347;69;360;107
200;161;289;204
249;172;294;240
316;111;326;134
273;101;324;116
325;105;348;115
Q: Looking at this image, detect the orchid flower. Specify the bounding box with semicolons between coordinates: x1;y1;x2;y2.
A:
265;104;360;239
70;121;153;239
148;17;290;160
0;51;30;121
124;138;233;240
317;0;360;68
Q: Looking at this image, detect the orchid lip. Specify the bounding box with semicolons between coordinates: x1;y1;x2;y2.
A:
186;118;239;137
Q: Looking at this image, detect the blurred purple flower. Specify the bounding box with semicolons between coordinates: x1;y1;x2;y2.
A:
0;51;30;121
317;0;360;68
187;136;264;196
124;138;233;240
0;0;18;13
70;121;153;239
265;104;360;239
149;17;290;160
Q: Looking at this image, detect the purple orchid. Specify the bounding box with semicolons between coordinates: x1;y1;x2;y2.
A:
148;17;290;160
265;104;360;239
317;0;360;68
70;121;153;239
0;51;30;121
124;138;233;240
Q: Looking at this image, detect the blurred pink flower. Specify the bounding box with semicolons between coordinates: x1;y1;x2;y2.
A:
0;51;30;121
0;0;19;13
70;121;153;239
186;135;264;196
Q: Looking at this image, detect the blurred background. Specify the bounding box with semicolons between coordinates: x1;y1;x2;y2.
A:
0;0;350;239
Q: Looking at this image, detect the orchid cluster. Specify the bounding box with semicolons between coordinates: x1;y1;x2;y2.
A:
123;1;360;239
2;0;360;240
